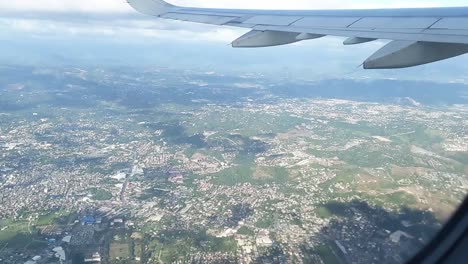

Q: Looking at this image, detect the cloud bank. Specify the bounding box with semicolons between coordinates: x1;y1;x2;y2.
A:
1;0;466;13
1;0;467;81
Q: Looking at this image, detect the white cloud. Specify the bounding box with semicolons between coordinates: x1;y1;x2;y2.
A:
0;0;128;12
1;18;118;36
0;17;243;43
0;0;466;13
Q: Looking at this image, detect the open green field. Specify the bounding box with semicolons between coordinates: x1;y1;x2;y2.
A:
0;210;72;249
0;220;47;250
0;219;30;243
211;151;289;186
110;242;130;260
89;188;113;200
36;211;65;226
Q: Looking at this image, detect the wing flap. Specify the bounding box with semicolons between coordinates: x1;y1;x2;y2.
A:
349;17;440;29
242;15;302;26
292;17;361;28
253;25;468;44
162;12;238;25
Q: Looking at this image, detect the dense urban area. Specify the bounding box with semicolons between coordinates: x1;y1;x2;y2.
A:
0;65;467;264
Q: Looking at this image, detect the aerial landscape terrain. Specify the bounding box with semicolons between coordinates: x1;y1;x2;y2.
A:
0;64;467;264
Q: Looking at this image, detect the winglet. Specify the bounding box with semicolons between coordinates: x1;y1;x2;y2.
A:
127;0;178;16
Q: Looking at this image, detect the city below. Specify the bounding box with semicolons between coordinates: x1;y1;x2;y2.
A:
0;65;467;264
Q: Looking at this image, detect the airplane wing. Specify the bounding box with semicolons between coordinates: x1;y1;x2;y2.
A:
127;0;468;69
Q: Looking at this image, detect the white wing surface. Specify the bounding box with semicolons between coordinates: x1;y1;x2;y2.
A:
128;0;468;69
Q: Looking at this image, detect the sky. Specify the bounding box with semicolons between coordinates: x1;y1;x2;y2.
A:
1;0;468;81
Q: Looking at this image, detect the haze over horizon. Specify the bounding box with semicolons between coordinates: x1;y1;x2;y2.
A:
1;0;468;81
